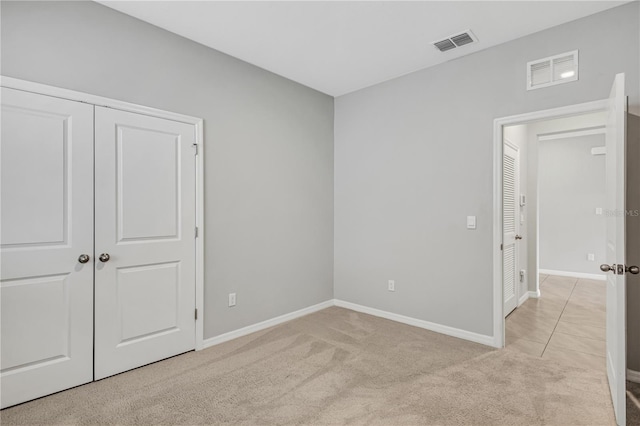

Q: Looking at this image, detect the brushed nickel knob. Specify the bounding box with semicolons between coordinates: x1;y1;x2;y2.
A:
99;253;110;263
78;254;90;264
601;264;615;273
628;266;639;275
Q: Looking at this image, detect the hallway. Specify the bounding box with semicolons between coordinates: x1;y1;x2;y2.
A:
506;274;606;371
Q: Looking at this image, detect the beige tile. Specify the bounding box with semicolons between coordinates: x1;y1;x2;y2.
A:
506;318;555;345
539;274;549;283
507;306;559;330
568;292;605;308
505;337;546;357
554;321;606;341
540;278;576;299
576;278;607;288
565;298;605;314
542;346;607;373
518;297;566;317
573;281;606;298
544;275;578;287
560;304;606;329
547;332;606;357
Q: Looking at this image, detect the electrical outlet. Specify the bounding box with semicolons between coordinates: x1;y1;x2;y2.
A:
587;253;595;261
228;293;236;307
388;280;395;292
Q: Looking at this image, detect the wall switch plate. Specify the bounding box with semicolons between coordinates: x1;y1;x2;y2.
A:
388;280;395;292
588;253;595;261
228;293;236;307
467;216;477;230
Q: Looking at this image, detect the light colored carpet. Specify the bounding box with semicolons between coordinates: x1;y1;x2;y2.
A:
1;307;615;425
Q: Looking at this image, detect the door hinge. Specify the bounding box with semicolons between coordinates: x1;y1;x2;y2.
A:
500;243;503;251
195;308;198;320
193;143;198;156
195;226;199;238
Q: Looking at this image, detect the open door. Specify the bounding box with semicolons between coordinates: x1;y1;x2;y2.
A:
503;140;520;317
603;73;627;426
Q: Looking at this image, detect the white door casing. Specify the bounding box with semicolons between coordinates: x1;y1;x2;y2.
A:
605;73;627;426
94;107;196;380
0;88;94;408
503;140;520;317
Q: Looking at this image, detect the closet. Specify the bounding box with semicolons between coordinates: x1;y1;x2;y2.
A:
1;85;200;408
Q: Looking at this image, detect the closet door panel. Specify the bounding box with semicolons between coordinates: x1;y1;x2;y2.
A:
94;107;196;380
0;88;94;409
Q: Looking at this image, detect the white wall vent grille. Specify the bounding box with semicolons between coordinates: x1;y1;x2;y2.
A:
432;30;478;52
527;50;578;90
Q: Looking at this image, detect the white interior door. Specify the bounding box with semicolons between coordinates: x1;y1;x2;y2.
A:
503;140;520;317
0;88;94;408
94;107;196;380
604;73;627;426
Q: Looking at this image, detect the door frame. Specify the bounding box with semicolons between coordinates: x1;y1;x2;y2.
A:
1;76;206;351
492;99;608;348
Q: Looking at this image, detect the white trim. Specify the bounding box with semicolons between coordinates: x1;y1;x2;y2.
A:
539;269;606;281
1;76;206;352
591;146;607;156
493;99;608;349
518;291;529;307
202;300;335;349
0;76;200;125
627;369;640;383
538;126;606;141
334;300;497;348
529;290;541;299
194;121;205;351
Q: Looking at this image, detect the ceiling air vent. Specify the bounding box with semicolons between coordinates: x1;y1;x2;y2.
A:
527;50;579;90
432;30;478;52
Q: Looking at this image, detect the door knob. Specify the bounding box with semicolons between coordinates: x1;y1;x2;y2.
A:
601;264;616;273
628;266;640;275
515;235;523;240
78;254;90;264
99;253;111;263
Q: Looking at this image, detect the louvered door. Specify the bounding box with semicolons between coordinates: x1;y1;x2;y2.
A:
503;141;520;316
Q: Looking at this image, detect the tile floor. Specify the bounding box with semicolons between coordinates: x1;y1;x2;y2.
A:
506;274;606;372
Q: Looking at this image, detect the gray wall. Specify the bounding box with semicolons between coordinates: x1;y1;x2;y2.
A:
538;134;606;274
334;3;639;337
0;1;334;339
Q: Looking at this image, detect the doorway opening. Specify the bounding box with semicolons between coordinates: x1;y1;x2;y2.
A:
492;73;628;425
501;110;607;364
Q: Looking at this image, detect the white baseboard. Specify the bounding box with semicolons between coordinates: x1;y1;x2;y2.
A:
334;299;496;348
202;300;334;349
539;269;606;281
628;369;640;383
202;298;498;352
518;291;529;306
529;290;541;298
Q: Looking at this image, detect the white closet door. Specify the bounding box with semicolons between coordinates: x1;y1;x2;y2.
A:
503;141;520;317
0;88;94;408
94;107;196;380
